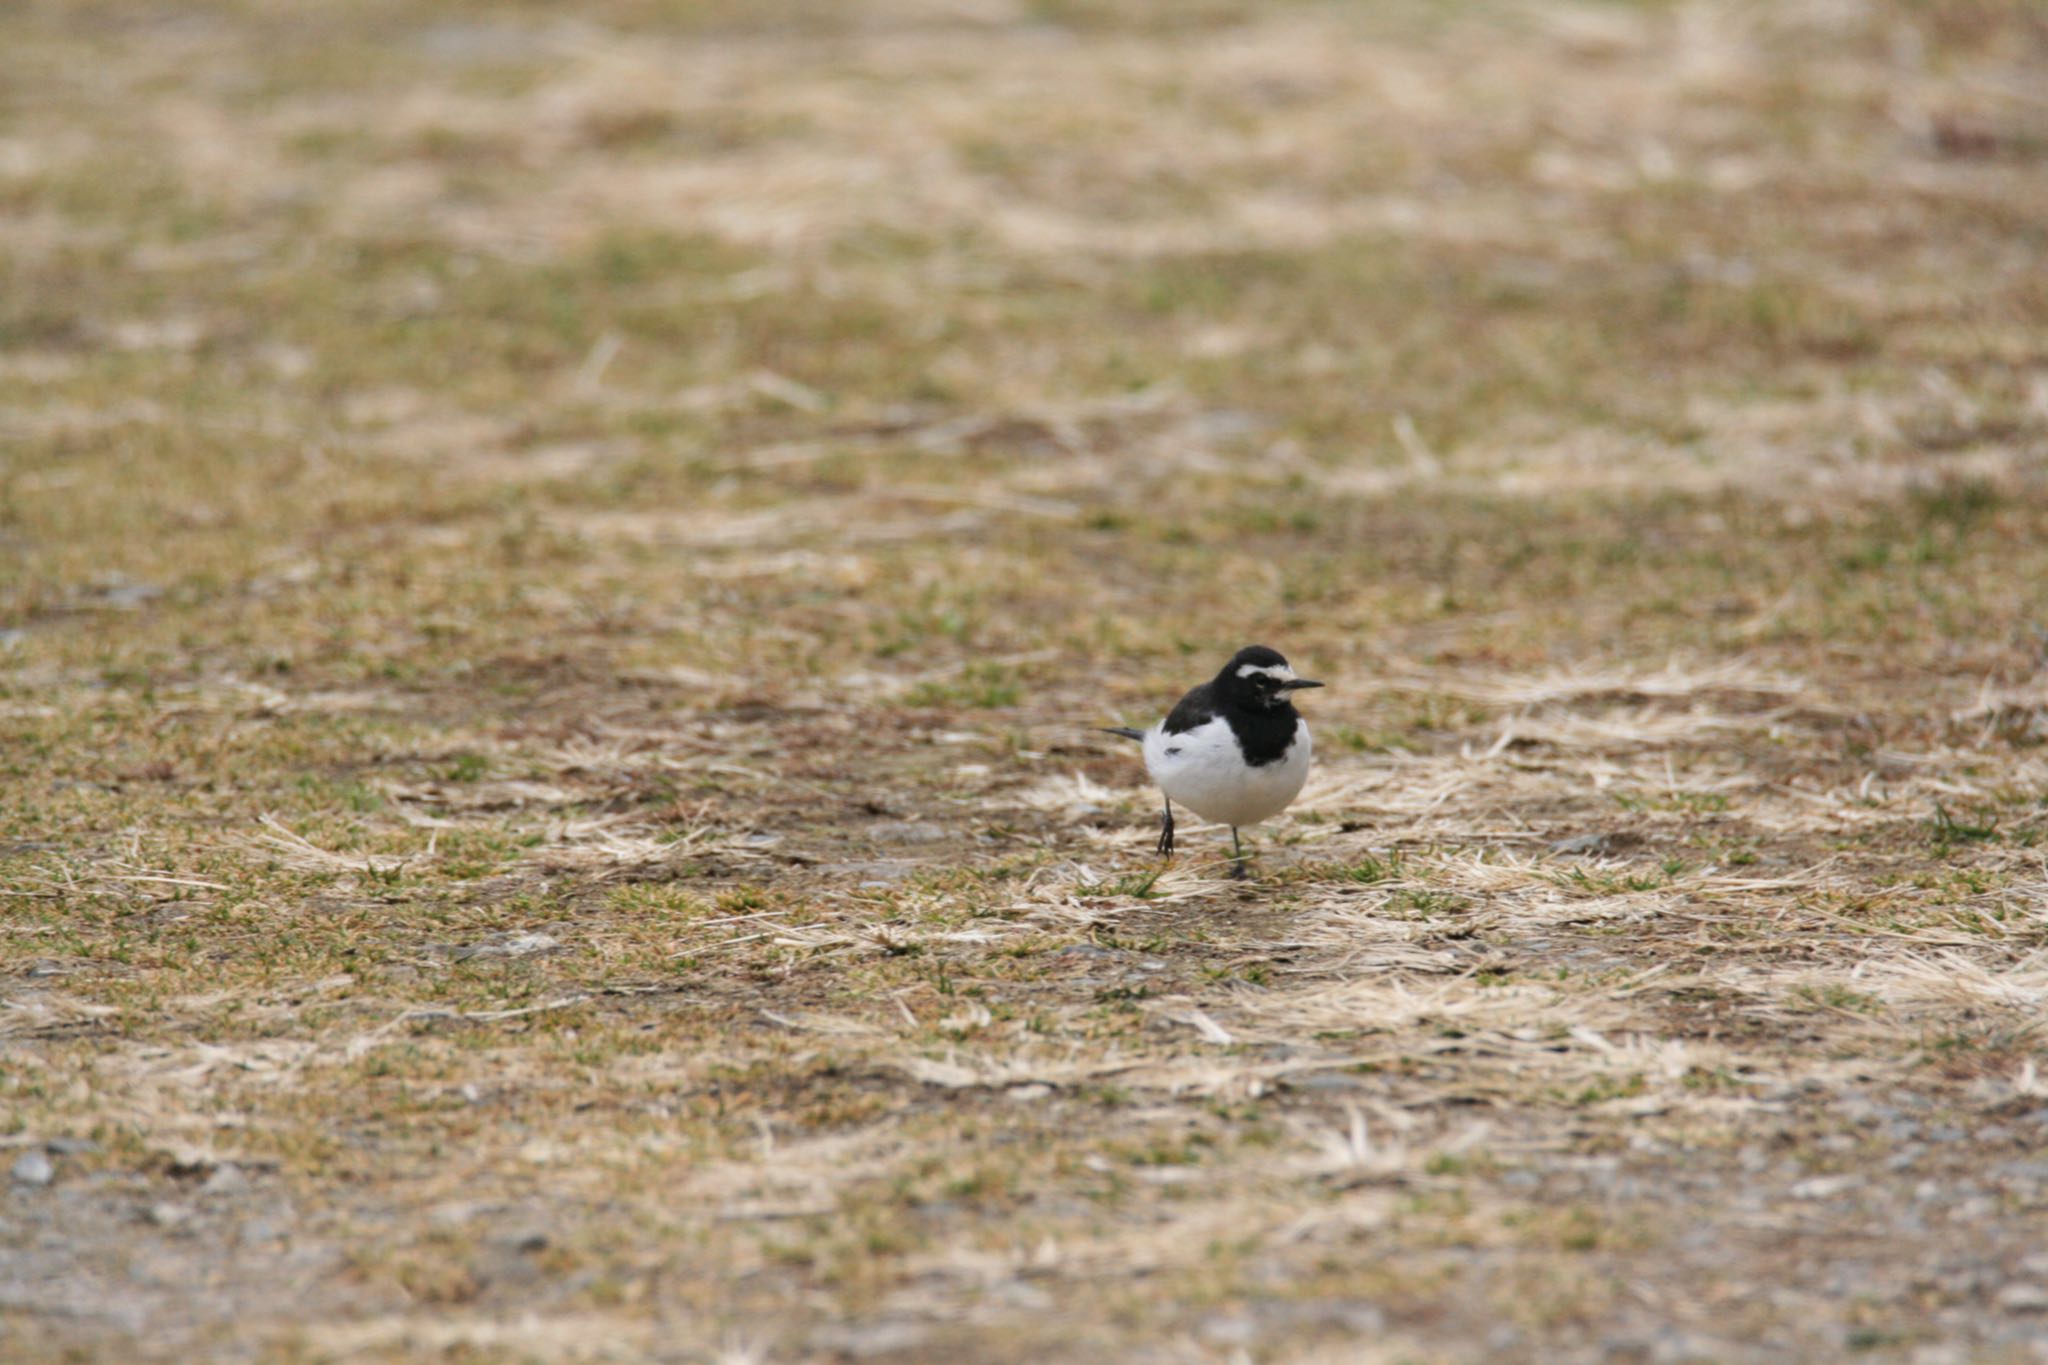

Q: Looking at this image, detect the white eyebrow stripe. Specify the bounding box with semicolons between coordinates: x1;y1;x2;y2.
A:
1235;663;1296;682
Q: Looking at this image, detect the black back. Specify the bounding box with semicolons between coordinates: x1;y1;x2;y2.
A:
1161;646;1305;768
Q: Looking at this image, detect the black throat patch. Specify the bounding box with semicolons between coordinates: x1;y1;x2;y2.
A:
1161;683;1302;768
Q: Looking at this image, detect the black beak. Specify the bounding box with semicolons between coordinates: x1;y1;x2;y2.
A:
1281;679;1324;691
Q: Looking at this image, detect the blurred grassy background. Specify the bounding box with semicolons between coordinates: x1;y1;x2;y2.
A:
5;1;2048;1360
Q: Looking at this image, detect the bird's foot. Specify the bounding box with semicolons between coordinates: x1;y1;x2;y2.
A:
1228;858;1250;881
1157;807;1175;856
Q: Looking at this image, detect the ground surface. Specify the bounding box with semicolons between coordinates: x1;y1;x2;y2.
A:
5;1;2048;1360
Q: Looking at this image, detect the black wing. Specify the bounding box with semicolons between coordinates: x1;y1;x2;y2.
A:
1161;681;1217;736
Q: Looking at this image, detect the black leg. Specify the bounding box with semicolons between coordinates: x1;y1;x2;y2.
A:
1157;798;1175;857
1229;827;1249;879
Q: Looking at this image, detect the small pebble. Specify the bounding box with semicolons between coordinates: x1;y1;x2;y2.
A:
238;1217;286;1247
1290;1071;1368;1093
147;1202;192;1228
1196;1313;1257;1348
821;860;913;883
449;932;560;962
1789;1174;1859;1200
1996;1284;2048;1315
867;821;946;845
10;1150;54;1187
201;1161;246;1193
807;1321;931;1357
95;579;165;609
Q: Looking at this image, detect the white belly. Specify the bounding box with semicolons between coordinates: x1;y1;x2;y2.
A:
1142;717;1311;829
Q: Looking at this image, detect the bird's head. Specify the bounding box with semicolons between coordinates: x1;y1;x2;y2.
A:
1215;645;1323;710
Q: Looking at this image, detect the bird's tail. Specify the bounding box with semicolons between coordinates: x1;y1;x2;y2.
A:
1098;726;1145;742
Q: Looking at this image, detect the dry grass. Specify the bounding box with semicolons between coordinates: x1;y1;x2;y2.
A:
5;0;2048;1360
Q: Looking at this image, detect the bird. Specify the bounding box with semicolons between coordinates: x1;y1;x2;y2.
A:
1101;645;1322;878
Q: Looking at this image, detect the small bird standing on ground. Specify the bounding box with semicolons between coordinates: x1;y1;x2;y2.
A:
1102;645;1322;879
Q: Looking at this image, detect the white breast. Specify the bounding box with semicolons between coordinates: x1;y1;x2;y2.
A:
1141;717;1311;829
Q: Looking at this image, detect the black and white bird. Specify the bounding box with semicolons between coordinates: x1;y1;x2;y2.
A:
1102;645;1322;878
